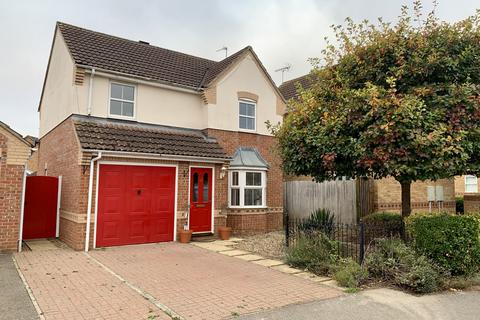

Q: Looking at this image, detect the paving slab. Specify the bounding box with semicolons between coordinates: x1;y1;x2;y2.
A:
271;264;303;274
24;239;59;251
252;258;285;267
219;249;250;256
210;240;237;246
190;242;233;252
235;254;264;261
0;254;38;320
227;237;244;242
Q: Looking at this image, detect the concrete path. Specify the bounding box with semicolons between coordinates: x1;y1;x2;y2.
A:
239;288;480;320
0;254;38;320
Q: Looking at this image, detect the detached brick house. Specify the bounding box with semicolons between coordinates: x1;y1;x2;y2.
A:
38;22;286;250
279;75;456;213
0;122;33;251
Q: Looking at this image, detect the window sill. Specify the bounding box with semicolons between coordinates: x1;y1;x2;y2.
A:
228;206;267;210
238;128;257;133
107;114;136;121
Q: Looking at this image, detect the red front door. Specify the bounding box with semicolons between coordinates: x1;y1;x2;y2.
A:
189;167;213;233
96;164;175;247
23;176;59;239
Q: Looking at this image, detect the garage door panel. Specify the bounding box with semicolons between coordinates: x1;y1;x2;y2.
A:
129;220;148;238
97;164;175;247
102;221;121;240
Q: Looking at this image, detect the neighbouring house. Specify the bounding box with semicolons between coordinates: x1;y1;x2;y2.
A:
279;75;456;215
24;135;39;175
37;22;286;250
454;175;478;196
0;121;34;251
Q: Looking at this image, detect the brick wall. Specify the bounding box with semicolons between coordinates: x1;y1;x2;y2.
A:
464;194;480;213
0;133;24;251
374;177;456;213
205;129;283;209
205;129;284;233
38;118;88;249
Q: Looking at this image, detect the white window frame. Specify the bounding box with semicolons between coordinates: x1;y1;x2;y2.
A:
238;99;256;132
108;81;137;120
228;169;266;208
465;175;478;193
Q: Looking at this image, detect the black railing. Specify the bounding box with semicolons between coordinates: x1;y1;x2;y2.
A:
285;216;405;263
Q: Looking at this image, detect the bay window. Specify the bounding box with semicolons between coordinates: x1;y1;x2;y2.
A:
228;170;266;208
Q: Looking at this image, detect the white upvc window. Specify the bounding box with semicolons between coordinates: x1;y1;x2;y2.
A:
228;170;266;208
109;82;135;119
239;100;256;131
465;175;478;193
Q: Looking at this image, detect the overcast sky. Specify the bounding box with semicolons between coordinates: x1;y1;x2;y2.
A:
1;0;479;137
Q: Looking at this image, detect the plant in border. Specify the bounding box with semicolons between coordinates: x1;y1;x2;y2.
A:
286;232;338;275
364;238;441;293
298;208;336;237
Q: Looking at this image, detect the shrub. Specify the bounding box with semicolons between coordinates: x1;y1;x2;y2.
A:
407;213;480;275
286;232;338;275
363;212;402;223
364;238;441;293
298;208;335;237
394;255;441;294
456;197;464;214
362;212;404;243
334;258;368;289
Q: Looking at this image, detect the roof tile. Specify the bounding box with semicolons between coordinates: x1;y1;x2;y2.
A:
72;115;229;160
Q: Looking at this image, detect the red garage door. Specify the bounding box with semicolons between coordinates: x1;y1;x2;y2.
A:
96;164;176;247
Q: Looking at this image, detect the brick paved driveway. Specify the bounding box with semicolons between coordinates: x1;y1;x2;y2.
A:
15;243;341;320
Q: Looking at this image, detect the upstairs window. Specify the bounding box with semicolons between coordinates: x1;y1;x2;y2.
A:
110;83;135;118
239;100;256;131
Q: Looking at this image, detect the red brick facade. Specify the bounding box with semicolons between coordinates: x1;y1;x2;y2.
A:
0;134;24;251
206;129;284;235
37;119;283;250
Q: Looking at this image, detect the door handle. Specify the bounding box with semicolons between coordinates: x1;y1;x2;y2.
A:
137;189;142;196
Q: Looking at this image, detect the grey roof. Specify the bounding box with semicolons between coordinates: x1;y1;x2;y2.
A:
57;22;250;90
230;148;269;169
71;115;229;160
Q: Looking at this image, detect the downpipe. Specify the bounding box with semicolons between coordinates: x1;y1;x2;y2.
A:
85;152;102;251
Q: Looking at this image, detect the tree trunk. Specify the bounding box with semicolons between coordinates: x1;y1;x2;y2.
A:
400;181;412;218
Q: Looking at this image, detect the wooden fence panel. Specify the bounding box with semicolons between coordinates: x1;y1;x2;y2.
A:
284;179;357;223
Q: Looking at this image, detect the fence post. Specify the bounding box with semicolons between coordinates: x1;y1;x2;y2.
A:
285;211;290;247
359;221;365;264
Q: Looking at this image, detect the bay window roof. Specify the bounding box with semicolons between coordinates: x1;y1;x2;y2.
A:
230;148;269;169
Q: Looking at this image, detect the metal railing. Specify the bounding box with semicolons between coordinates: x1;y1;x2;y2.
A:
285;214;405;263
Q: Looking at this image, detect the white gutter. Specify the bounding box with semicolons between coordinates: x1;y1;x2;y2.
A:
17;165;28;252
80;66;201;95
85;152;102;251
82;149;230;164
87;68;95;115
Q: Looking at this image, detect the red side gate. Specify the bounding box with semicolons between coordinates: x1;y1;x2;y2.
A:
23;176;59;240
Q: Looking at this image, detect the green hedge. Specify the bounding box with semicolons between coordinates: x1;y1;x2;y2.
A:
362;212;402;223
407;213;480;275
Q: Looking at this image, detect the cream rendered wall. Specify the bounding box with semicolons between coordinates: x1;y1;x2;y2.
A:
39;30;77;137
88;75;207;129
208;53;283;136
